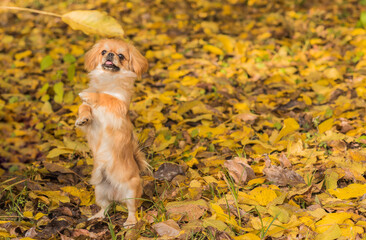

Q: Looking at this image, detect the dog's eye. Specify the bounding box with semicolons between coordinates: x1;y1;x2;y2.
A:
101;50;107;55
118;54;125;60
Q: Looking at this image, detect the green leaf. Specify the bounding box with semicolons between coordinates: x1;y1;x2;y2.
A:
67;64;75;81
191;129;199;138
9;96;18;103
64;91;74;104
274;122;282;130
53;82;64;104
324;108;333;118
361;11;366;28
40;55;53;71
63;53;76;63
61;10;124;37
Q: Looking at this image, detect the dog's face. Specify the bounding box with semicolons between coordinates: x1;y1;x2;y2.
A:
84;39;148;77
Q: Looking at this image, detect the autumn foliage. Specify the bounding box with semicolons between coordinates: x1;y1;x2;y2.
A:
1;0;366;239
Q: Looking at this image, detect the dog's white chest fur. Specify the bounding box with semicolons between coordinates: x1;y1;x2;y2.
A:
102;91;127;102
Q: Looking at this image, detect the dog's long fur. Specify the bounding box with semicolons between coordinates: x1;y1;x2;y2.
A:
75;39;148;227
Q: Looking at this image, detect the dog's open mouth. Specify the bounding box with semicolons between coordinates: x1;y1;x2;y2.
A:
102;60;120;72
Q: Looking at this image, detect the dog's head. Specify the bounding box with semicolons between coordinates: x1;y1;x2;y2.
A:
84;39;148;77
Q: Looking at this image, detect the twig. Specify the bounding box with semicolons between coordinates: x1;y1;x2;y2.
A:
0;6;61;17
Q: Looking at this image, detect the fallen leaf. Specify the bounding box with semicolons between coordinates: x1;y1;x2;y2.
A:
153;163;185;181
263;155;305;186
152;219;181;237
224;157;255;185
166;199;208;221
328;183;366;199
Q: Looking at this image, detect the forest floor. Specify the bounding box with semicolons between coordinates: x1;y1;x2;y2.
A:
1;0;366;239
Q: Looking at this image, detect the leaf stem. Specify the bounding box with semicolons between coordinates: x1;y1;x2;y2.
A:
0;6;61;17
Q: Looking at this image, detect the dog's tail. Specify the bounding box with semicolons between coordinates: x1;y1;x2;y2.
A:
133;139;152;175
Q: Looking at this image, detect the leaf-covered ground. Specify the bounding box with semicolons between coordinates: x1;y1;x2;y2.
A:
2;0;366;239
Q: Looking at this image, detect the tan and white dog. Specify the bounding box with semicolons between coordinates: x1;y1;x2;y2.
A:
75;39;148;227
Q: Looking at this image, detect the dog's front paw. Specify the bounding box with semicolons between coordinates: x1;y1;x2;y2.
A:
75;116;91;127
79;92;91;104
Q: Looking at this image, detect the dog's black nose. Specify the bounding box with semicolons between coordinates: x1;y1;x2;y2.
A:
107;52;114;58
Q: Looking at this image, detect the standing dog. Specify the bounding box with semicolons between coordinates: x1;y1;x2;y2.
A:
75;39;148;227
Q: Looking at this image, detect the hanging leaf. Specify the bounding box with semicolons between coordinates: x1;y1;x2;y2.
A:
61;10;124;37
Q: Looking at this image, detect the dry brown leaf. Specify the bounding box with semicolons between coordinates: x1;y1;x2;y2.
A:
72;229;107;238
152;219;181;237
224;157;255;185
263;155;304;186
43;162;74;174
166;199;208;221
235;112;258;122
153;163;185;181
279;152;292;168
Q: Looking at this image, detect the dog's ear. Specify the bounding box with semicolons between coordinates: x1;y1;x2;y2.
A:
128;44;148;78
84;43;101;72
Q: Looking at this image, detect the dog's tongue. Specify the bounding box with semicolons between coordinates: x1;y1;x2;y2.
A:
105;60;113;65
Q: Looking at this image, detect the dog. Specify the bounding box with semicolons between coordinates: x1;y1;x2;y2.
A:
75;39;148;227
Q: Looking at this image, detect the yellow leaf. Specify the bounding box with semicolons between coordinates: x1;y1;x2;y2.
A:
234;102;250;113
34;212;46;220
201;21;219;34
217;35;235;53
181;76;199;86
190;180;201;188
47;148;74;158
203;219;234;236
41;101;53;115
71;45;84;56
177;100;203;115
315;224;342;240
0;231;13;238
301;94;312;105
268;206;290;224
203;176;219;184
299;216;316;230
34;190;70;207
186;157;199;167
340;219;364;237
15;50;32;60
203;44;224;55
153;134;176;152
274;118;300;143
234;233;261;240
349;150;366;162
61;186;93;206
257;32;271;40
62;10;124;37
23;211;33;218
324;170;338;190
328;183;366;200
249;187;277;206
211;203;239;227
310;38;324;45
247;178;266;186
323;68;342;80
316;212;352;233
318;118;333;134
287;138;303;155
